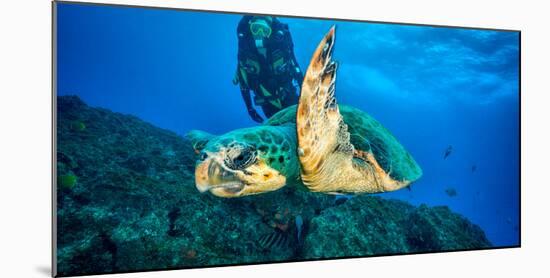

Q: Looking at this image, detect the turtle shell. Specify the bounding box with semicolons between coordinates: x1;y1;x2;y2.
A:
265;104;422;183
264;105;297;126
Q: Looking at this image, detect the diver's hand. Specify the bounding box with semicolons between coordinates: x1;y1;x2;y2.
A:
248;108;264;123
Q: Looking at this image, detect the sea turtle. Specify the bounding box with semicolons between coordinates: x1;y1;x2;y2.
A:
187;27;422;198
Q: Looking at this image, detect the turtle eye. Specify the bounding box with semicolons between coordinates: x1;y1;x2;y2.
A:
225;146;257;170
198;152;208;161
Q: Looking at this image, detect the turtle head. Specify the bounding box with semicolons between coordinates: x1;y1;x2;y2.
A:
188;127;295;198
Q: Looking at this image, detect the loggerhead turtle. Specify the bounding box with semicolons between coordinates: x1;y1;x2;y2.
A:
187;27;422;198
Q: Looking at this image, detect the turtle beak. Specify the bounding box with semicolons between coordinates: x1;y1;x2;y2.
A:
195;157;245;195
195;158;214;193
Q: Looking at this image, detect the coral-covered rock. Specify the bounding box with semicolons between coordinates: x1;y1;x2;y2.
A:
404;204;490;252
303;197;491;258
56;96;490;276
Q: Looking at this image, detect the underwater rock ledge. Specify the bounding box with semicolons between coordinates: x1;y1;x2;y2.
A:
56;96;490;276
304;197;491;259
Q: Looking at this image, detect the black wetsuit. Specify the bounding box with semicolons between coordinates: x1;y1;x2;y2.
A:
235;16;303;121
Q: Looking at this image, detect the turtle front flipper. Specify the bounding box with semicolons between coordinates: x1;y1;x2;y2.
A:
296;27;414;194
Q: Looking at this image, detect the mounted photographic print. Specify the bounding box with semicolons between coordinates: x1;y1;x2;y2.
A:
53;1;520;276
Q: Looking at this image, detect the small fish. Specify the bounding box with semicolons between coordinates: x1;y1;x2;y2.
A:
258;231;289;250
406;185;412;191
471;165;477;172
295;215;304;244
443;145;453;159
445;187;457;197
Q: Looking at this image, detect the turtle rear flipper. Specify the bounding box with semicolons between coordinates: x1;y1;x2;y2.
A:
296;27;412;194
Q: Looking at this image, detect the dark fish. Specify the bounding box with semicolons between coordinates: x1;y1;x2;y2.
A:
406;185;412;191
258;231;289;250
445;187;457;197
333;194;353;205
443;145;453;159
471;165;477;172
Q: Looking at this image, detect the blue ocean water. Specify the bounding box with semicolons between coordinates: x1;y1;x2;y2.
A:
56;3;519;247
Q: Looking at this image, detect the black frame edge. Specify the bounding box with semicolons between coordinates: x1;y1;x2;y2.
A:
52;1;58;277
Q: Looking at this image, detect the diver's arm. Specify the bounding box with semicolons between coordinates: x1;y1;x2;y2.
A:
235;64;255;112
235;54;263;123
240;87;253;110
240;87;264;123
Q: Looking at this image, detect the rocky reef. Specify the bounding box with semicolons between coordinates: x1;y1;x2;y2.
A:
56;96;491;276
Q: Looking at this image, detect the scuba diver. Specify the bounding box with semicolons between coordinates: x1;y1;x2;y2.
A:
233;16;304;123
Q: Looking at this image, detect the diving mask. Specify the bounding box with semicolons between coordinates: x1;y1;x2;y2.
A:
250;18;272;38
